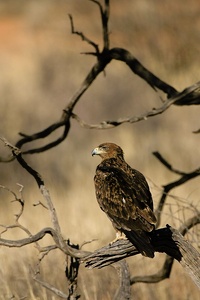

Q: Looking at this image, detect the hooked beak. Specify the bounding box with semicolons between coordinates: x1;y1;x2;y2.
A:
91;147;100;156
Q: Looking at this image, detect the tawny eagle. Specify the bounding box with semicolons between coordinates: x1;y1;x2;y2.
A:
92;142;156;258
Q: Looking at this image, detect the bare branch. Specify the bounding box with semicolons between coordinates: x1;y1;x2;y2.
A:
0;0;198;160
1;2;199;298
0;184;22;204
71;95;177;129
113;260;131;300
71;79;200;130
0;137;65;249
0;227;57;247
65;241;81;300
193;128;200;134
12;77;198;156
174;81;200;105
153;151;187;176
91;0;110;50
155;160;200;227
68;14;99;54
19;114;70;155
33;275;69;299
0;184;27;234
83;239;138;269
179;213;200;236
130;256;174;284
33;201;48;210
83;224;200;288
0;225;90;260
2;139;198;292
130;213;200;285
0;137;91;260
12;184;25;222
109;48;177;95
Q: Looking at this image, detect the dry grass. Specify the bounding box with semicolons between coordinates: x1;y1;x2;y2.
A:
0;0;200;299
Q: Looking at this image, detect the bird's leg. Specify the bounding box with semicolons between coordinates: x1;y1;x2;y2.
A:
109;230;127;245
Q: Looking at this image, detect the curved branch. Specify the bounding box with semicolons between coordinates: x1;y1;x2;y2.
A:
193;128;200;134
130;256;174;284
1;138;199;292
154;152;200;227
16;110;70;155
71;94;177;129
179;213;200;236
153;152;187;176
0;226;89;260
71;80;200;130
109;47;177;95
174;81;200;105
0;0;197;160
113;260;131;300
1;8;198;157
83;224;200;288
130;213;200;285
0;227;57;247
1;138;66;248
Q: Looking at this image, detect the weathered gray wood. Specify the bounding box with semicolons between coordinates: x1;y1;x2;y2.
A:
83;225;200;289
113;260;131;300
171;227;200;289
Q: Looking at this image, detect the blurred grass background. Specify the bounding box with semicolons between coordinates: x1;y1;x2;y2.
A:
0;0;199;299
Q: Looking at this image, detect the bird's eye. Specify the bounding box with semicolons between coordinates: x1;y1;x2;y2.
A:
101;145;108;151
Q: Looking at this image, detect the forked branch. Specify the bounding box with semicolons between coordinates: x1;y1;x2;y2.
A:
0;136;199;296
153;151;200;226
0;0;198;161
82;223;200;289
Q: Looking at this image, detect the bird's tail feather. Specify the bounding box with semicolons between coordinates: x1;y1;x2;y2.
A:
124;230;154;258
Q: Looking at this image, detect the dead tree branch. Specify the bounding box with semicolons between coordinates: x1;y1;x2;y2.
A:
153;151;200;226
113;260;131;300
68;13;100;54
130;256;174;284
153;152;187;176
65;241;81;300
0;136;199;300
0;137;90;259
17;111;71;154
83;224;200;289
12;78;199;155
0;0;198;161
71;80;200;129
0;227;57;248
193;128;200;134
33;275;69;299
1;1;199;298
130;213;200;285
83;213;200;289
91;0;110;50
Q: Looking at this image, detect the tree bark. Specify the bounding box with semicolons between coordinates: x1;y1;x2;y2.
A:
83;225;200;289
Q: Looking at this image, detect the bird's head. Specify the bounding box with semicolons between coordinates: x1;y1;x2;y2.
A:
92;142;124;160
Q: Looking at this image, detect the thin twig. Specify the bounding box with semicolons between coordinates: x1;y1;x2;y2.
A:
153;150;200;226
71;95;177;129
91;0;110;50
33;275;69;299
153;152;187;175
68;14;100;54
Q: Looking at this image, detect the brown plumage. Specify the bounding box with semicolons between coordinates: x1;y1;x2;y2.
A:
92;142;157;258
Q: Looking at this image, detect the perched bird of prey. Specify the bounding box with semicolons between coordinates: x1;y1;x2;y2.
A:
92;142;157;258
